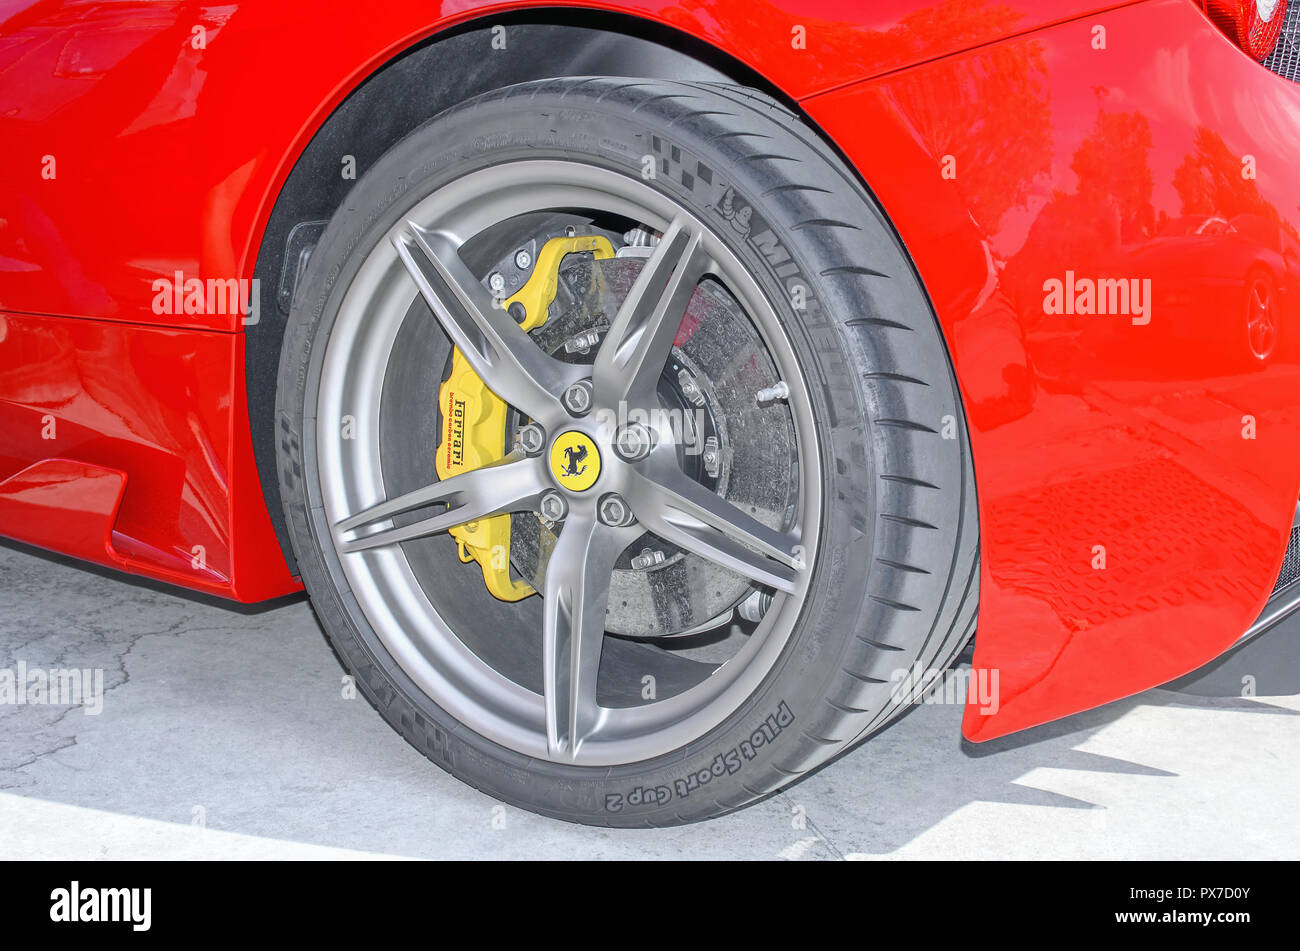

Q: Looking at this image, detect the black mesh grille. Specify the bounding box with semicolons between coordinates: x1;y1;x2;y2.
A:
1263;3;1300;82
1274;526;1300;593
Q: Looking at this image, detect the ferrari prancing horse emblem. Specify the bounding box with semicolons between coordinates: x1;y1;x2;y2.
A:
562;445;588;476
549;431;601;492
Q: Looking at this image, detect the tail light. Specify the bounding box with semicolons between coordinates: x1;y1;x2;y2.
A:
1204;0;1290;60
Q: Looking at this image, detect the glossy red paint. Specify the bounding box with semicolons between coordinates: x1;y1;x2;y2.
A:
0;0;1296;739
0;458;126;565
0;0;1140;330
0;310;298;601
804;0;1300;738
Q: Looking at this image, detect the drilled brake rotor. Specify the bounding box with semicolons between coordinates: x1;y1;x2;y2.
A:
507;253;800;638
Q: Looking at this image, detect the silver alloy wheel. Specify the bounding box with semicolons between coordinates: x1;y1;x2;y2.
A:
310;160;822;766
1246;273;1278;361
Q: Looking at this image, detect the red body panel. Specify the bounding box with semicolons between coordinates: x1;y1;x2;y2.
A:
0;458;126;565
805;0;1300;737
0;0;1296;738
0;0;1132;330
0;310;296;600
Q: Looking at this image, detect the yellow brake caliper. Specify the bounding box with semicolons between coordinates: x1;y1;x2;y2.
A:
435;234;615;601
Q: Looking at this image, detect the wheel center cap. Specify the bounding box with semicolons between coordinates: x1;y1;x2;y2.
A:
550;431;601;492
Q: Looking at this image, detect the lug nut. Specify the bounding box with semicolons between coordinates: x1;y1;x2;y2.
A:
562;380;594;416
515;249;533;271
539;491;568;523
614;423;653;462
488;272;506;295
598;493;635;527
515;423;546;456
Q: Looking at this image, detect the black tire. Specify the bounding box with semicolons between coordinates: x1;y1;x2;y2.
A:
275;77;979;826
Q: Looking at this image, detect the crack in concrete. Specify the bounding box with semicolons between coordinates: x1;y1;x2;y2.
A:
0;733;80;789
777;790;846;860
0;614;230;783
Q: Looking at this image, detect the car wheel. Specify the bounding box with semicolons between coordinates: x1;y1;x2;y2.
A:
275;77;978;826
1245;267;1280;363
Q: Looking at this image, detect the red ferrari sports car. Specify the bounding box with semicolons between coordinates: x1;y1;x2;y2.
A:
1;0;1297;825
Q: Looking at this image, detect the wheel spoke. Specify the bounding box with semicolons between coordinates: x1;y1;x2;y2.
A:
393;221;579;419
542;513;636;759
335;453;544;552
1252;284;1269;312
625;467;803;593
593;217;711;409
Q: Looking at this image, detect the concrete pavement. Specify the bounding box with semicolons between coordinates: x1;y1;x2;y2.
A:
1;539;1296;860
